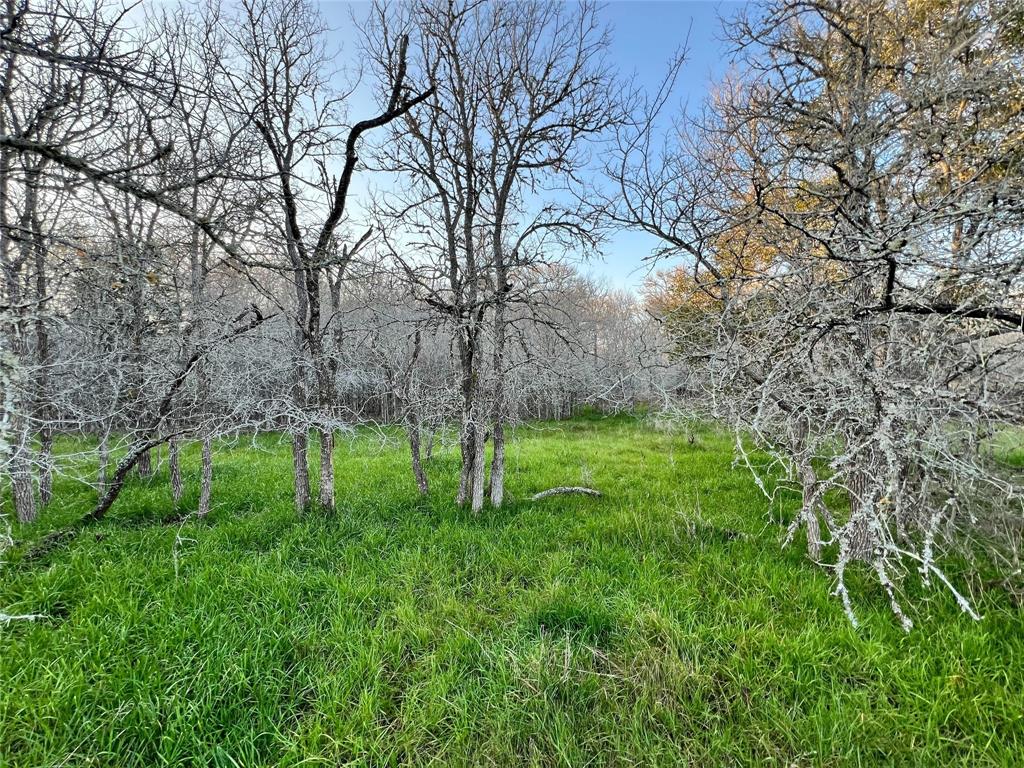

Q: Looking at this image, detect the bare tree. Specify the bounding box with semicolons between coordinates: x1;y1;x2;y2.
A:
619;0;1024;627
367;0;617;511
1;0;99;521
217;0;431;513
2;0;275;524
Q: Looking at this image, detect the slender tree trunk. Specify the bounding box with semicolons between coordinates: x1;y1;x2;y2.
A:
293;432;310;512
288;241;312;513
799;459;822;560
489;299;507;508
793;417;821;560
169;438;183;504
86;440;160;523
490;421;504;508
407;413;429;495
188;216;213;518
98;431;110;494
312;337;336;511
289;339;311;513
198;437;213;517
2;324;34;526
456;328;478;506
318;428;334;509
3;150;36;523
457;421;474;505
31;184;52;507
471;414;486;514
3;326;35;526
37;425;52;506
126;232;151;480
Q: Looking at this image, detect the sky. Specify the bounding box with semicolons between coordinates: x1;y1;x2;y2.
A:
588;1;744;290
315;0;745;292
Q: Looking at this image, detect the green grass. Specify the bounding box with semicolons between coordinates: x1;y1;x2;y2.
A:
1;414;1022;766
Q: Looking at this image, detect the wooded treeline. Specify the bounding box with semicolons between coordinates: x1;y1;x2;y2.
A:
2;0;1023;627
0;0;665;526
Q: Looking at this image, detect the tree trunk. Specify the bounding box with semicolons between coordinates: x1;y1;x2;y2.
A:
10;424;36;524
32;209;52;508
169;438;183;504
318;428;334;509
2;151;36;524
845;465;877;561
187;206;212;519
799;458;822;560
85;440;160;523
793;417;821;560
455;321;478;506
37;426;52;507
198;437;213;517
471;422;486;514
136;448;152;478
457;420;475;505
490;420;505;508
293;432;310;512
98;432;110;494
407;415;429;495
489;296;507;507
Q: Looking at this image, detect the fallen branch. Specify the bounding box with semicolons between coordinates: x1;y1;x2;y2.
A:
0;612;47;625
531;487;602;502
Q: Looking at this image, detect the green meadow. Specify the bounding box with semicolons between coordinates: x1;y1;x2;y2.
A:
1;415;1022;766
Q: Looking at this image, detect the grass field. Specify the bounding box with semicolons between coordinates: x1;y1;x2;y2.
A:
1;414;1022;766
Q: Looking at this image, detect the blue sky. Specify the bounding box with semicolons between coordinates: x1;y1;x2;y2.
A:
316;1;744;291
592;1;743;290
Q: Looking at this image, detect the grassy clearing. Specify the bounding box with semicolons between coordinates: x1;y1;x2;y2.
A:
1;414;1022;766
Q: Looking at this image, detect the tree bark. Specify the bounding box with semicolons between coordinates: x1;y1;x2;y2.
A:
169;438;183;504
407;414;429;495
793;417;822;560
30;173;52;507
457;420;475;505
799;458;822;560
98;432;110;495
490;420;505;508
2;143;36;524
456;325;480;506
489;294;507;507
198;437;212;517
470;416;486;514
37;424;52;507
292;432;310;512
10;425;36;523
85;440;160;523
187;210;213;518
136;448;152;478
845;465;877;561
317;427;334;509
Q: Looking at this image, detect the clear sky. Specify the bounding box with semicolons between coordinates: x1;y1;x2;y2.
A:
316;0;744;292
590;1;744;291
